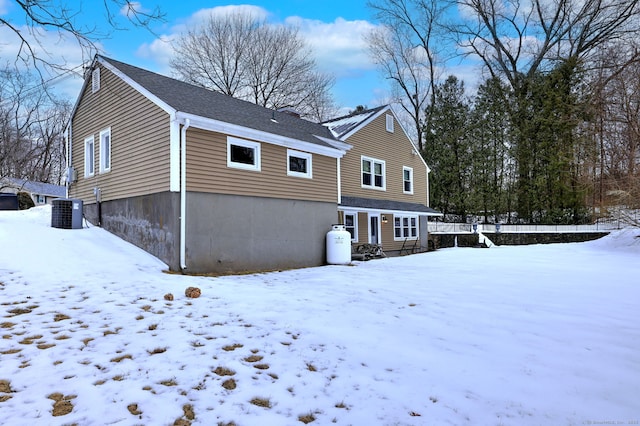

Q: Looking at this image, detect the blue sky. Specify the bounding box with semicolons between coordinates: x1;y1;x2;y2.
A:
0;1;396;111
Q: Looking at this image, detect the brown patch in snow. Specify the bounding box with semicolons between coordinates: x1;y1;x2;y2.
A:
185;287;201;298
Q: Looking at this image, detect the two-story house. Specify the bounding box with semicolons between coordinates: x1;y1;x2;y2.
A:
66;56;350;274
324;106;441;255
66;56;438;273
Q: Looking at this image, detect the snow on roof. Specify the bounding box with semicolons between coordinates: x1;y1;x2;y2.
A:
322;105;387;139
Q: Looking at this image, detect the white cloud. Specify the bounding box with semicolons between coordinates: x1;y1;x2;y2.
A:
286;16;380;77
134;7;385;108
136;8;380;80
164;4;270;35
136;34;175;73
189;5;269;23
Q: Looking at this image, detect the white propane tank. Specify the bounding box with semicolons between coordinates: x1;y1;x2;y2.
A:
326;224;352;265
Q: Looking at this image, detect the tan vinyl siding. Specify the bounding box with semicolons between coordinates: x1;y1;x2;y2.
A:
356;212;368;243
384;238;421;252
381;217;399;250
186;128;337;203
70;63;171;203
341;113;428;206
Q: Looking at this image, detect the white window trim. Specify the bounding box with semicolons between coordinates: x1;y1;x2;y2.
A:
386;114;394;133
403;166;414;194
344;212;358;242
99;127;111;173
91;68;100;93
361;156;386;191
393;214;419;241
84;135;95;178
227;136;261;171
287;149;312;179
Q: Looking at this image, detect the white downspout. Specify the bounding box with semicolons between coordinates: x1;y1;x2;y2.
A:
336;157;342;204
180;118;190;271
65;124;72;198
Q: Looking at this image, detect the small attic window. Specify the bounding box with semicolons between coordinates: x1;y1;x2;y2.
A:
91;68;100;93
386;114;394;133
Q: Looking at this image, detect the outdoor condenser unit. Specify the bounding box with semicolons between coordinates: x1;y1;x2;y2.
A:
51;198;83;229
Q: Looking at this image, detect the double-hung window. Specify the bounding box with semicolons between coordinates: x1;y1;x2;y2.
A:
394;215;418;240
84;136;95;177
344;213;357;241
227;136;261;171
287;149;312;178
403;166;413;194
362;156;385;190
99;128;111;173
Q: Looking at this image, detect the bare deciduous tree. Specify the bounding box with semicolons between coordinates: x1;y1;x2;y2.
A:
453;0;640;222
170;12;337;122
170;12;255;97
0;66;69;184
0;1;164;74
587;42;640;215
367;0;450;150
455;0;640;85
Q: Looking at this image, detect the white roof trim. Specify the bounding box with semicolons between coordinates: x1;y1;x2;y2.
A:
338;206;442;217
97;57;177;116
176;112;348;159
314;135;352;152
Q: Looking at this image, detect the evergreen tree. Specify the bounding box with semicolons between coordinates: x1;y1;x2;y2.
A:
516;59;589;223
469;78;514;223
424;76;472;221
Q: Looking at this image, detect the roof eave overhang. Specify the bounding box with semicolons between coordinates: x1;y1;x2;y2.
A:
338;205;443;217
176;112;348;158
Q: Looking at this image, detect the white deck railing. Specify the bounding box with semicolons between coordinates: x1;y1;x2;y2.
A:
428;222;623;233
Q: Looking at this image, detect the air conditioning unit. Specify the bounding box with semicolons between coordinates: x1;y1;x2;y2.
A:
51;199;83;229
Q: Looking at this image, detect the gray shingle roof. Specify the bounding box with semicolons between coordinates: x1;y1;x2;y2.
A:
1;177;65;197
340;196;441;215
100;56;341;150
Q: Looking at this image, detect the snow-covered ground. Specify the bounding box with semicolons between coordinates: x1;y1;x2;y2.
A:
0;206;638;426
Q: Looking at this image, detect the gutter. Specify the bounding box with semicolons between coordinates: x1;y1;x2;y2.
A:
180;118;190;271
175;111;349;159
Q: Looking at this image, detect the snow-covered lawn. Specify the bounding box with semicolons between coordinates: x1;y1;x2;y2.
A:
0;206;638;426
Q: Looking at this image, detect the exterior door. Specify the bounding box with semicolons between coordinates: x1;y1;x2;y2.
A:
369;214;380;244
